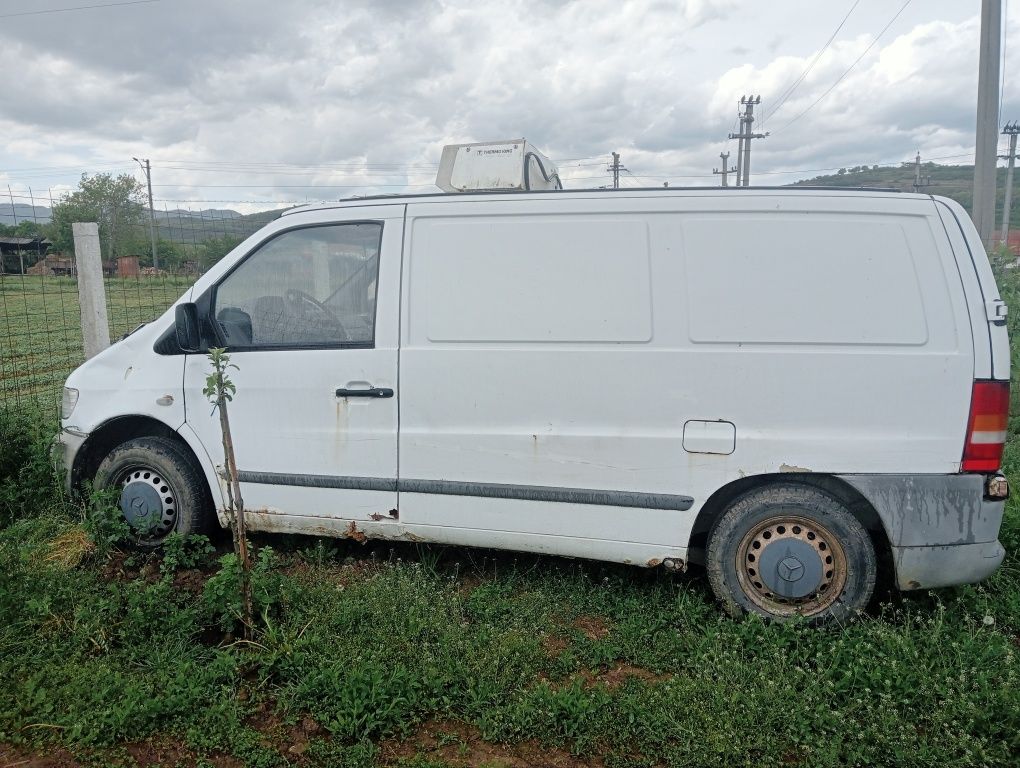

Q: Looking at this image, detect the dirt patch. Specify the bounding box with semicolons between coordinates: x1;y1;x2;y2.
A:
540;663;670;691
0;743;81;768
379;719;605;768
281;557;384;588
99;550;141;582
542;631;571;656
172;568;210;593
456;573;484;597
542;615;612;658
122;739;241;767
98;551;217;593
572;615;610;640
243;698;326;762
597;662;669;689
0;740;241;768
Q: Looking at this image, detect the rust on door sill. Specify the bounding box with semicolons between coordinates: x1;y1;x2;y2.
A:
345;521;367;543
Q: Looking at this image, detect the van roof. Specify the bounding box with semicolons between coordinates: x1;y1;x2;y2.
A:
280;185;926;216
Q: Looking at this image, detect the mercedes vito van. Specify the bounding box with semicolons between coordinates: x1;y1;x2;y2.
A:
56;187;1011;622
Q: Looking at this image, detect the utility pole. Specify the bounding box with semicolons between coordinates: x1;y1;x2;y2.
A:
733;116;745;186
133;157;159;269
713;151;738;187
973;0;1003;246
728;96;768;187
607;152;626;189
912;152;934;193
8;185;24;274
999;122;1020;245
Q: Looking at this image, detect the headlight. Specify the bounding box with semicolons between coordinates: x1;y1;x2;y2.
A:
61;387;79;419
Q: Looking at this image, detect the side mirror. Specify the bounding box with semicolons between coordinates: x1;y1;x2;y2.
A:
175;303;201;352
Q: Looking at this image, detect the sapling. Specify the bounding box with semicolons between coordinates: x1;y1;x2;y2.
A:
203;347;253;635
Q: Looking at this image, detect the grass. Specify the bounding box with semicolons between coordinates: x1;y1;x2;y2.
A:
0;275;1019;766
0;274;194;404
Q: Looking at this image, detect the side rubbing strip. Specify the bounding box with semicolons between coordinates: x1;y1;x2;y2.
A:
399;479;693;510
236;471;693;511
237;472;397;493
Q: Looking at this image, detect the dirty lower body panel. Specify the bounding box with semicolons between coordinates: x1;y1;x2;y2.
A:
54;428;87;494
838;473;1006;590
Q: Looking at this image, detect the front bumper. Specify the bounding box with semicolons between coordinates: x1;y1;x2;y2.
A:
838;473;1007;591
54;427;87;494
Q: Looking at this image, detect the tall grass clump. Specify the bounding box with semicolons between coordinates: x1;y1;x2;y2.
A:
0;403;65;527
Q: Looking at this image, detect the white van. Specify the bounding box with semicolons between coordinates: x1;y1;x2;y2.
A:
57;188;1011;622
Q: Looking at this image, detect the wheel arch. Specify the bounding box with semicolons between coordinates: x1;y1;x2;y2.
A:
687;473;892;568
72;415;211;502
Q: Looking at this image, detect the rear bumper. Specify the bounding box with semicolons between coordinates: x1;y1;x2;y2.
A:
891;540;1006;591
838;473;1006;591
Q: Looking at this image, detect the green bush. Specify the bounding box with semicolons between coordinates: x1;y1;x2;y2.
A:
0;404;64;527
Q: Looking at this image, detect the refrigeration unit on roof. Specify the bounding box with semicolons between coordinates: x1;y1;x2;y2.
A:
436;139;562;192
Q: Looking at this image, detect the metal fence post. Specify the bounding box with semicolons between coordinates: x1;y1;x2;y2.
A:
72;222;110;359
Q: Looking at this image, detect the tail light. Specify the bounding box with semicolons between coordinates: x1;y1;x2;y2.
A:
962;380;1010;472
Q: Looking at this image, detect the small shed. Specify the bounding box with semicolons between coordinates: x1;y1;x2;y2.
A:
0;236;51;274
117;255;140;277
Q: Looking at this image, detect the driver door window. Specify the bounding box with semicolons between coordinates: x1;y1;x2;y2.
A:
213;223;382;348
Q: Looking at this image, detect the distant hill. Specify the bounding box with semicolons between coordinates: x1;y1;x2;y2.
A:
0;202;51;226
149;207;287;245
787;162;1016;225
0;200;291;245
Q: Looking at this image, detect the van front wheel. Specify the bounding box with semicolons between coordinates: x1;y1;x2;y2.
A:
94;436;210;550
706;484;876;623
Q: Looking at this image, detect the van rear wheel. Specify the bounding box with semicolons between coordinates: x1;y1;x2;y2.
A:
706;484;876;623
94;436;210;550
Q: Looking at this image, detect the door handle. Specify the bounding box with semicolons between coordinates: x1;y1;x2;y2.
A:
335;387;394;398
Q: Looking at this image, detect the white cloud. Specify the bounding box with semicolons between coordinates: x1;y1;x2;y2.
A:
0;0;1004;207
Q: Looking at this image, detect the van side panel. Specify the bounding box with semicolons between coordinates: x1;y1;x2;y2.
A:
672;203;972;478
400;202;688;551
398;194;975;562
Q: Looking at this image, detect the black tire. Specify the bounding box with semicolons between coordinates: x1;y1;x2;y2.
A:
706;484;876;624
94;436;211;550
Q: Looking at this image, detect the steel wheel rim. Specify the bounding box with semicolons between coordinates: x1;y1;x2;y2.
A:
115;465;179;541
735;514;847;617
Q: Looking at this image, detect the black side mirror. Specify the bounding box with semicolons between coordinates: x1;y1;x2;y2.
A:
175;303;201;352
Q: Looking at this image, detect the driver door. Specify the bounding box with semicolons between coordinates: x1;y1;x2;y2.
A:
183;208;403;524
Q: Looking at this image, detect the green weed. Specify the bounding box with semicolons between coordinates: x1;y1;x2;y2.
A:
0;270;1020;765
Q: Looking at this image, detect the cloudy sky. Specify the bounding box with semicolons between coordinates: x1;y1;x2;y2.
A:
0;0;1014;212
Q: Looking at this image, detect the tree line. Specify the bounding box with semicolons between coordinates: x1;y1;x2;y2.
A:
1;173;245;274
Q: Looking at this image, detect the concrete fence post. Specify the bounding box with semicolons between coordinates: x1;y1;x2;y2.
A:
72;222;110;359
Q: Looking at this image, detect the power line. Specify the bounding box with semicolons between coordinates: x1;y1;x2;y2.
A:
765;0;861;123
0;161;132;172
149;183;443;189
773;0;913;135
158;161;441;171
1;155;607;183
0;167;136;181
156;167;436;177
0;0;158;19
154;199;309;205
153;155;606;169
629;153;978;182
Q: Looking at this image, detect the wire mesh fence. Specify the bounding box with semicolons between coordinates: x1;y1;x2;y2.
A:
0;273;194;407
1;190;286;408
